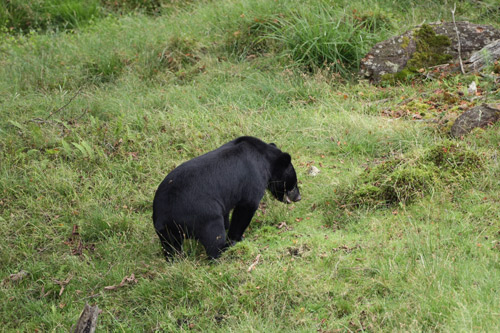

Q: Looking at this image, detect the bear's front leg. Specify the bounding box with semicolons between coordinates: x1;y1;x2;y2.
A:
227;203;258;245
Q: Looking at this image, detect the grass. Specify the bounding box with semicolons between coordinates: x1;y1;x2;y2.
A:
1;0;500;331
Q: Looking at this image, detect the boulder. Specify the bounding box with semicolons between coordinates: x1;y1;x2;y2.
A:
450;103;500;138
360;22;500;83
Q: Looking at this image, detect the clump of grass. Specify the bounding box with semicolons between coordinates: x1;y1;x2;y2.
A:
337;140;484;208
222;15;282;60
219;5;388;77
274;7;374;75
139;36;201;81
82;52;126;84
351;8;394;33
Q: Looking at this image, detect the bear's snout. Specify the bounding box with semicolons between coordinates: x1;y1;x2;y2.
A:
286;187;301;203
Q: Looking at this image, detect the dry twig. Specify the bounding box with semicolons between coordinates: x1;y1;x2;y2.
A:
247;254;261;272
103;274;137;291
451;3;465;74
53;275;73;296
47;86;83;120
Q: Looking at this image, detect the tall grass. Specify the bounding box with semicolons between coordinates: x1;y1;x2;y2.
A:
0;0;100;32
0;0;198;33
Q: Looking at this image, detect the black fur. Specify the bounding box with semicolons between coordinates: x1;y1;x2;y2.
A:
153;136;301;260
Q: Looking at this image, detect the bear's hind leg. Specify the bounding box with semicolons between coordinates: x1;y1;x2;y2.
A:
198;219;227;259
156;226;184;260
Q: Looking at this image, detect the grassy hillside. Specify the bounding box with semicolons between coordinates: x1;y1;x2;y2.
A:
1;0;499;331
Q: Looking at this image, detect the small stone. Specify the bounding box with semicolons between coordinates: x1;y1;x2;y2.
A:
307;166;320;176
467;81;477;96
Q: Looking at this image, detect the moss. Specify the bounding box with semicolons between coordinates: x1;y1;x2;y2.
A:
337;141;483;208
405;100;432;118
381;68;417;84
494;61;500;74
407;24;452;69
401;36;410;49
339;158;434;207
389;166;436;202
381;24;452;85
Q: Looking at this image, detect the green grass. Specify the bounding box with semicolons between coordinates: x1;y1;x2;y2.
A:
1;0;500;331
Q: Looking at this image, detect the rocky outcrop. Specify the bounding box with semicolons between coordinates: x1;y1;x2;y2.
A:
360;22;500;83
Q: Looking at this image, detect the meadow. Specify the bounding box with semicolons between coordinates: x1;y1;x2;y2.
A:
1;0;500;331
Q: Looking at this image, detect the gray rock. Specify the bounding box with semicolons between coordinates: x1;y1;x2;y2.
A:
450;103;500;138
466;39;500;72
360;22;500;82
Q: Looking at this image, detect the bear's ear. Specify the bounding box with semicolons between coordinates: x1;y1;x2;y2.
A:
276;153;291;168
269;142;277;147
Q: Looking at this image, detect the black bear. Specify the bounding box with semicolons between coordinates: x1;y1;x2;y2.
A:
153;136;301;260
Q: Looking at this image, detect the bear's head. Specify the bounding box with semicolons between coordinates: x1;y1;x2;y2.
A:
268;152;301;203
